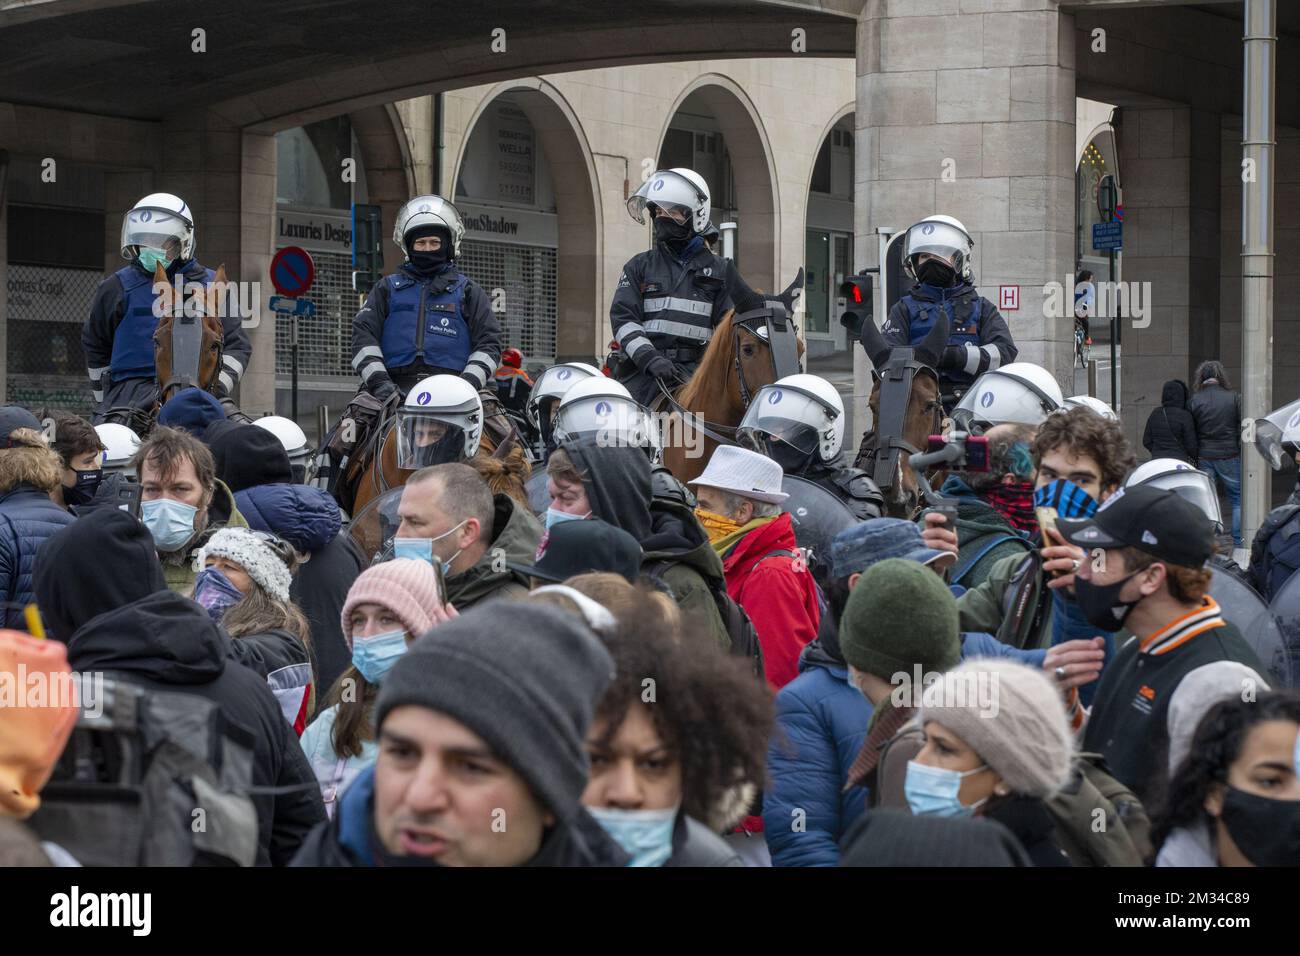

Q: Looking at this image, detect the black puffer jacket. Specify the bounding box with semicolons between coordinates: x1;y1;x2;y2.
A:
1142;380;1198;463
1189;381;1242;460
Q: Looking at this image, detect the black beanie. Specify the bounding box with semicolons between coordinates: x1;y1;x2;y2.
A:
375;603;615;821
34;508;168;642
207;424;292;493
840;808;1033;867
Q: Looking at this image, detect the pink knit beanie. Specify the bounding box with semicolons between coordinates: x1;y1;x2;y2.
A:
340;559;440;648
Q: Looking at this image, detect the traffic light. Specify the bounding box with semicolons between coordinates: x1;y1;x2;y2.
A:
838;272;873;336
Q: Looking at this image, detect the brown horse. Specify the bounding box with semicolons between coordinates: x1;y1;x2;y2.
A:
347;389;532;518
853;317;949;518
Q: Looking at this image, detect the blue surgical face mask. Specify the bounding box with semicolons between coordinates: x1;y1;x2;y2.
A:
351;628;410;684
192;566;244;621
395;519;467;575
904;759;991;818
544;507;590;530
141;497;199;553
137;246;173;273
587;805;678;867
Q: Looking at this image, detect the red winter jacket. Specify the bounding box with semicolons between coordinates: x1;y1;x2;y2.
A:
721;512;820;690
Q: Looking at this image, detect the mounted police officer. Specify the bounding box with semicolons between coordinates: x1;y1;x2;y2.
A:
611;168;738;407
351;195;502;401
881;214;1017;411
83;193;252;419
738;373;884;521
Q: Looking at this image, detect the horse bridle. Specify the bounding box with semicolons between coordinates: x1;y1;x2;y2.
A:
865;348;943;493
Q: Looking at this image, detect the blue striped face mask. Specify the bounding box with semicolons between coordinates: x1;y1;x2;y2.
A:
1033;478;1099;520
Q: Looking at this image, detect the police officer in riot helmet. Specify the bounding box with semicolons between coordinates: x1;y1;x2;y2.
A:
737;373;883;521
394;374;485;471
610;168;740;407
526;362;603;460
551;377;695;508
351;196;503;401
881;215;1017;410
84;193;253;419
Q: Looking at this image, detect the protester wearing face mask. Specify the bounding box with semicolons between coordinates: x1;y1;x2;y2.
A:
41;410;106;513
581;588;772;867
298;559;455;818
1151;692;1300;867
133;426;248;592
349;195;501;403
928;407;1133;706
903;659;1074;867
1058;485;1266;804
392;462;541;610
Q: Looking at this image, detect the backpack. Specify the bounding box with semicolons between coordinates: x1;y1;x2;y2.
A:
1247;503;1300;600
26;676;260;867
1045;752;1152;867
951;531;1033;588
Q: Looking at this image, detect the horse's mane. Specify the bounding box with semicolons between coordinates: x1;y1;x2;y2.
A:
676;309;736;407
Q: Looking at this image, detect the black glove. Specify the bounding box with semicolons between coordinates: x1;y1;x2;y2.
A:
370;377;398;403
642;353;678;382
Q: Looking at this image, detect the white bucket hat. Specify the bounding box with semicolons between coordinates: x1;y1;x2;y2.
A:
688;445;789;504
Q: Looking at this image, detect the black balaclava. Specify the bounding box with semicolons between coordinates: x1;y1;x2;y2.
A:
406;225;453;278
916;256;958;288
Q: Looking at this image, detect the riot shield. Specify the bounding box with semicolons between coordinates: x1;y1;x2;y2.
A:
781;474;857;580
1252;397;1300;471
1210;568;1294;688
347;486;405;566
1266;569;1300;689
526;470;550;517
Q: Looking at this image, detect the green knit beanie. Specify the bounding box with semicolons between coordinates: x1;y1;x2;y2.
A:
839;558;961;680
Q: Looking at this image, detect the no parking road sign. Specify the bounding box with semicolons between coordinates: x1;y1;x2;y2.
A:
270;246;315;297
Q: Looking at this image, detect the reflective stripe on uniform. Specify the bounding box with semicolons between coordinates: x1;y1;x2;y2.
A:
463;364;487;388
87;365;110;384
92;389;104;403
352;345;384;371
616;322;647;347
624;337;654;359
359;360;386;383
643;318;711;341
222;354;245;378
962;343;982;376
466;350;495;371
643;296;712;317
982;343;1002;371
219;371;235;394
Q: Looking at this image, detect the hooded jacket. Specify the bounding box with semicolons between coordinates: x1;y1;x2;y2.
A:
161;477;249;593
444;493;543;610
0;441;76;627
1143;380;1198;464
33;509;324;865
719;511;820;688
764;637;871;867
290;762;628;867
565;440;729;648
236;482;361;694
209;425;294;493
937;474;1033;590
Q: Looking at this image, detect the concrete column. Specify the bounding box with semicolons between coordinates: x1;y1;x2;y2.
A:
1115;106;1221;454
854;0;1077;426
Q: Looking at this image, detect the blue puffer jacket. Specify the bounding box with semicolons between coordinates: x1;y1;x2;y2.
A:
234;483;341;554
0;483;76;627
763;639;871;867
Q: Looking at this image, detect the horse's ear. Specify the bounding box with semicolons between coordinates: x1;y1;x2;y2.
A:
205;264;230;317
213;264;228;284
777;267;804;313
153;261;174;314
859;317;893;370
914;311;951;369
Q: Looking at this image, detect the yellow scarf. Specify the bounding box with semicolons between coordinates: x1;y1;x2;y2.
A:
697;510;780;557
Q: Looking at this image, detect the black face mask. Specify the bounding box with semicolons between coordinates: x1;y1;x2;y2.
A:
766;436;812;475
408;248;450;277
916;258;957;287
63;468;103;507
1072;571;1142;633
1220;786;1300;867
654;217;693;247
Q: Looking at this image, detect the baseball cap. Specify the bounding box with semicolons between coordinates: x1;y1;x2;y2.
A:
509;518;643;584
0;406;42;447
830;517;956;580
1057;485;1214;567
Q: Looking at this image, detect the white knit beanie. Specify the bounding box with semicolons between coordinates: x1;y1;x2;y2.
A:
917;658;1074;799
196;527;293;601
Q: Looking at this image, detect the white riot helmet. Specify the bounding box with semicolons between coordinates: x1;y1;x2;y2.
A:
903;214;974;283
95;422;141;475
120;193;195;262
738;374;844;472
393;195;466;260
254;416;311;479
552;377;658;456
953;362;1064;429
626;168;711;234
1126;457;1224;533
527;362;601;444
395;375;483;470
1063;395;1119;421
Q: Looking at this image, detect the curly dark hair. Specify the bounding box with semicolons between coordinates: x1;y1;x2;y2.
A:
1148;691;1300;861
590;590;774;828
1032;405;1136;493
